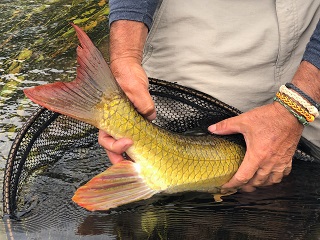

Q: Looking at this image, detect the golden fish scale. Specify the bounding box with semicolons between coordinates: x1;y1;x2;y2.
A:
99;96;245;193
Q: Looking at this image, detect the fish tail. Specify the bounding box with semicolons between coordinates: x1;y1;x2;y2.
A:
24;24;122;126
72;161;158;211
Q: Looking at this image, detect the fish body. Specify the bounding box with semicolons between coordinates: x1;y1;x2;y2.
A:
24;24;245;211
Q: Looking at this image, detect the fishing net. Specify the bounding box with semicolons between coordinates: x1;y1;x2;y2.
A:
3;78;320;239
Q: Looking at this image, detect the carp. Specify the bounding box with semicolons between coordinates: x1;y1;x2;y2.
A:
24;24;245;211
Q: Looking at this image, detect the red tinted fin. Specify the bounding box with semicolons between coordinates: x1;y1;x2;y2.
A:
23;24;122;126
72;161;159;211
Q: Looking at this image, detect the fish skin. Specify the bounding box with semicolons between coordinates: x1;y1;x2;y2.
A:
24;24;245;211
99;94;243;192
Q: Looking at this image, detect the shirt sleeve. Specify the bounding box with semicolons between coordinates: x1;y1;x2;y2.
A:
302;20;320;69
109;0;159;30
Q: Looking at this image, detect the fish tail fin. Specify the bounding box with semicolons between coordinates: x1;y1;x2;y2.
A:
72;160;159;211
24;24;122;125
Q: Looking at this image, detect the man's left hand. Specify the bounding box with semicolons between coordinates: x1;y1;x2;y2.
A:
208;101;304;192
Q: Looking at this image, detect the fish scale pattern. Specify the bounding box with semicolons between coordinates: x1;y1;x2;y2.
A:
101;93;245;193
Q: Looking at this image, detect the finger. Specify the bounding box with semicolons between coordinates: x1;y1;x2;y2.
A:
239;185;256;193
222;156;257;189
262;171;284;186
109;138;133;153
208;116;243;135
247;168;270;187
283;166;292;176
106;150;126;165
145;110;157;121
129;89;156;120
98;130;133;154
238;168;271;192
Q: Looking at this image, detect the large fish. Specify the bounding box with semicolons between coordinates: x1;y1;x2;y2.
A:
24;24;246;211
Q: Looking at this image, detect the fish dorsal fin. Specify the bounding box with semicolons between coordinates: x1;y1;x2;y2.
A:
24;24;122;126
72;161;159;211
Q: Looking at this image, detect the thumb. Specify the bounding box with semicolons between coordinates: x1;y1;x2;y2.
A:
208;116;242;135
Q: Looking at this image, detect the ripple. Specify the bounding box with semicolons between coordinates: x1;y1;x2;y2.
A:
3;150;320;239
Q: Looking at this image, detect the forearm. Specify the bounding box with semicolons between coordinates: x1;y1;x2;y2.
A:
108;0;158;63
294;20;320;103
109;20;148;64
291;61;320;103
108;20;156;119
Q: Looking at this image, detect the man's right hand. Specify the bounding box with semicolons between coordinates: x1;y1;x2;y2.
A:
110;58;156;121
100;59;156;164
99;20;156;164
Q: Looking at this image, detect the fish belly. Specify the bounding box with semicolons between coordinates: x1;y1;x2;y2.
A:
101;97;245;194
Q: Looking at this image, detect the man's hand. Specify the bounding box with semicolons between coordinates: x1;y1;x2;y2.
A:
99;59;156;164
99;20;156;163
110;58;156;120
98;130;133;164
109;20;156;120
208;102;304;192
208;61;319;192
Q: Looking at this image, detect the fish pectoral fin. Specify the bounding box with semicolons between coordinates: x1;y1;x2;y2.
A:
72;160;158;211
212;188;238;202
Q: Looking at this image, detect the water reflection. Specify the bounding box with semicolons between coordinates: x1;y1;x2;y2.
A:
0;0;109;223
0;0;109;167
73;163;320;240
3;138;320;239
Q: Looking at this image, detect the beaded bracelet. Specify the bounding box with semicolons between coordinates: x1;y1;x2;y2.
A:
276;92;315;122
285;83;320;110
273;96;309;126
279;85;319;117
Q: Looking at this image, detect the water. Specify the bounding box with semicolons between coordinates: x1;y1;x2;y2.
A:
5;141;320;239
0;0;109;238
1;1;320;239
0;0;77;211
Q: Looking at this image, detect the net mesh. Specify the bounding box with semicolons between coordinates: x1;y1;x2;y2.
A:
3;78;319;218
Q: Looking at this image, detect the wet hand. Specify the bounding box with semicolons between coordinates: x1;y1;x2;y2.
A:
109;20;156;120
99;20;156;164
98;130;133;164
99;59;156;164
208;102;304;192
110;58;156;120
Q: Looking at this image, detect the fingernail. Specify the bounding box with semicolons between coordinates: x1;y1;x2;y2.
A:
208;124;216;133
147;111;157;121
123;142;132;150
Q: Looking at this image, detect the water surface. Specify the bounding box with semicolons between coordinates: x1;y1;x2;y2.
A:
1;1;320;240
0;0;109;238
5;138;320;239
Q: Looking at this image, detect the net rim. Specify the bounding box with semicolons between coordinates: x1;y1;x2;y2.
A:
3;78;320;217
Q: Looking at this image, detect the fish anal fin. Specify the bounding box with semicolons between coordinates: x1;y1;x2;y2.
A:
72;160;158;211
212;188;237;202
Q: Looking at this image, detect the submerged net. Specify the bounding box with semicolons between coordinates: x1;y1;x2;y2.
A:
3;79;320;239
3;78;242;217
